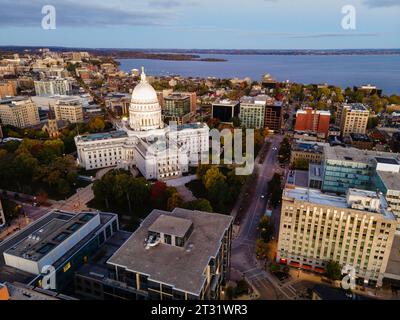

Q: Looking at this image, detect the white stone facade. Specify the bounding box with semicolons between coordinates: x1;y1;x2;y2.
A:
75;69;209;180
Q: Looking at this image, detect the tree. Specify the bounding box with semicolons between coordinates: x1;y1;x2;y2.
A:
255;239;270;260
325;261;342;281
93;179;110;209
196;164;211;180
88;117;105;133
268;173;283;208
278;137;291;164
183;198;213;212
294;158;309;170
259;216;274;242
367;116;379;129
57;179;71;198
167;193;184;211
36;191;48;205
150;181;168;209
202;167;226;190
230;116;241;128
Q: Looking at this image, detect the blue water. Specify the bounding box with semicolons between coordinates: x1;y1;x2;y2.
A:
117;54;400;95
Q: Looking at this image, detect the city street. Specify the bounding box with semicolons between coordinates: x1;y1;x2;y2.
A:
230;134;289;300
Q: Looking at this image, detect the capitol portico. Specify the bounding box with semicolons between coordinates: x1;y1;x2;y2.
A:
75;68;209;180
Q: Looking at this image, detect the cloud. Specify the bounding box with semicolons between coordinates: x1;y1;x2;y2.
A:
363;0;400;7
0;0;172;27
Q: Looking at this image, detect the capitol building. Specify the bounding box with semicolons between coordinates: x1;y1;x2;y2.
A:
75;69;209;180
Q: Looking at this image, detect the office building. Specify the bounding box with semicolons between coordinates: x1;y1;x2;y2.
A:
277;187;397;286
104;93;131;116
34;78;72;96
103;208;233;300
53;97;84;123
264;101;282;132
163;93;192;125
239;95;272;129
212;99;240;123
339;103;369;137
0;97;40;128
295;108;331;138
0;210;118;292
0;80;17;99
290;141;326;166
321;146;400;194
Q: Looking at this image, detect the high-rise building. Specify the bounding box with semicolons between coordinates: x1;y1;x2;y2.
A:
0;97;40;128
295;108;331;138
239;95;272;129
163;93;191;125
34;78;72;96
53;97;84;123
339;103;369;137
181;92;198;113
264;101;282;132
105;208;233;300
277;187;397;286
212;99;240;123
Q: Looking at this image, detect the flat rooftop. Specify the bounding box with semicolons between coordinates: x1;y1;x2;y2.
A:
77;130;128;142
213;99;239;106
107;208;233;296
293;142;325;153
0;96;30;105
5;212;99;262
296;109;331;116
343;103;368;111
240;95;272;105
324;145;400;164
286;170;309;188
177;122;207;131
165;93;190;101
375;157;399;165
283;187;396;221
0;210;116;284
377;171;400;191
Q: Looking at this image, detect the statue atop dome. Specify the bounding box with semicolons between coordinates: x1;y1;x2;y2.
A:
140;66;146;83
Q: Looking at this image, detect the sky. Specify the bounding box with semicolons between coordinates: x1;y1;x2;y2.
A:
0;0;399;49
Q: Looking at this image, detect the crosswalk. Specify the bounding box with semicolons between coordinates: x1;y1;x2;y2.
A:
241;267;299;300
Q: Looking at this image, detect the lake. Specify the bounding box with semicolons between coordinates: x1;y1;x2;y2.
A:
117;54;400;95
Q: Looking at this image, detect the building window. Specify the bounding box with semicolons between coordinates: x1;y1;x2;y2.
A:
175;237;184;247
164;234;172;245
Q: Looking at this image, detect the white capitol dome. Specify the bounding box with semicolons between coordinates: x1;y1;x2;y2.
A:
129;68;163;131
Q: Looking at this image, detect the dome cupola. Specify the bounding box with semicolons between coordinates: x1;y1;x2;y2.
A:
129;67;163;131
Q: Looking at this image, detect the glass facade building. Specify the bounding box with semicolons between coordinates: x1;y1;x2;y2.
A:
322;158;372;194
